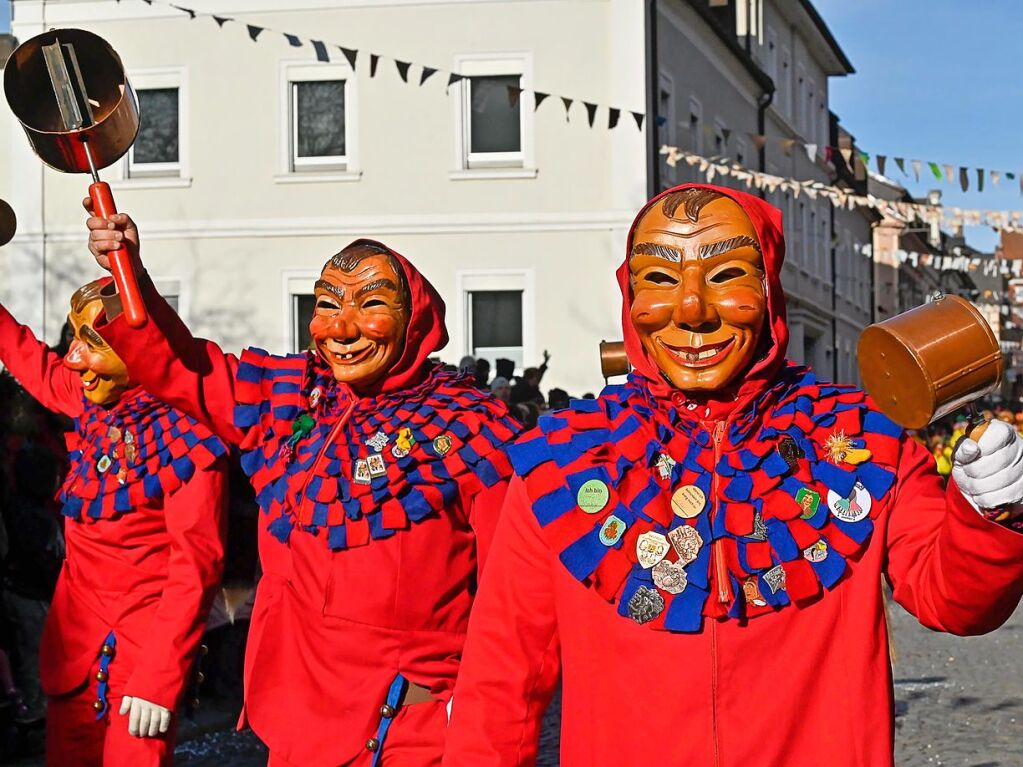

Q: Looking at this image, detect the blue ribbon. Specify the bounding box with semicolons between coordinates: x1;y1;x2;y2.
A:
371;673;409;767
95;631;117;721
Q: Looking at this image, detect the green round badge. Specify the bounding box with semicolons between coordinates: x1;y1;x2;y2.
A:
577;479;610;514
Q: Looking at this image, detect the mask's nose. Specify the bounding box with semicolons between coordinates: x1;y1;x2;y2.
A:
672;269;718;330
63;339;89;372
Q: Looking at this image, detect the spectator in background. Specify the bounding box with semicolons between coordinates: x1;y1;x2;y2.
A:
474;358;491;389
512;351;551;407
495;358;516;383
490;376;512;405
548;388;570;411
458;355;476;374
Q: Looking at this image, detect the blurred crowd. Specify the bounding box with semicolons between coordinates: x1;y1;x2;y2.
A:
911;404;1023;478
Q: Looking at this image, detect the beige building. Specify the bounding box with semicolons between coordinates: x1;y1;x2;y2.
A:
3;0;648;397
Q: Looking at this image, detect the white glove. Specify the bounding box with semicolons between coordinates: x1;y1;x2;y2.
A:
952;419;1023;510
119;695;172;738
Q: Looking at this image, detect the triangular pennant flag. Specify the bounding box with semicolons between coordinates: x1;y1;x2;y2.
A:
928;162;943;181
655;115;668;127
339;47;358;69
419;67;437;85
583;102;598;127
506;85;522;108
312;40;329;63
395;60;411;82
959;167;969;192
284;33;303;47
804;143;816;162
171;5;196;18
370;54;380;77
912;160;921;182
876;155;886;176
140;0;152;4
608;108;620;130
839;147;853;169
750;134;767;150
992;170;1001;186
894;157;905;175
446;73;463;93
632;112;645;130
721;128;731;145
533;92;549;110
1007;172;1016;180
247;24;264;42
213;16;232;26
561;97;573;122
859;151;870;168
943;164;954;183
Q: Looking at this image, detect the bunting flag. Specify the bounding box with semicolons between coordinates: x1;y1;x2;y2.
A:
632;112;645;130
312;40;329;63
171;4;196;18
419;66;437;85
912;160;922;182
340;46;358;68
584;102;598;128
658;146;1023;236
608;108;620;130
284;33;302;47
369;54;380;77
212;15;232;26
446;73;463;92
394;60;411;82
894;157;905;175
507;85;522;108
534;92;550;110
876;155;887;176
928;162;943;181
561;97;573;122
246;24;263;42
960;167;969;193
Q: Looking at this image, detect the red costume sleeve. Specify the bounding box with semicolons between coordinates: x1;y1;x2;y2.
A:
123;459;228;708
0;303;83;418
97;275;244;445
466;480;511;574
886;436;1023;636
444;477;561;767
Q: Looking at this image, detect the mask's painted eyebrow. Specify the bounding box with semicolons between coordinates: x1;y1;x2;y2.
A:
698;235;761;260
315;280;344;300
630;242;683;262
80;325;108;349
355;279;399;299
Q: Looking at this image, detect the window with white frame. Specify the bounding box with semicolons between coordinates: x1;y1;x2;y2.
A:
688;98;703;155
454;55;532;171
126;69;187;179
150;277;184;319
292;293;316;351
658;72;676;187
282;61;355;173
457;270;532;372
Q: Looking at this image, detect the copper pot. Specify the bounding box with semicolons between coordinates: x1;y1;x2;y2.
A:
4;28;138;174
0;199;15;247
599;340;630;379
857;294;1003;429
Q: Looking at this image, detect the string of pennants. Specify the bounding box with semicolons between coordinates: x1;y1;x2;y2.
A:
700;127;1022;196
847;240;1023;284
661;145;1023;235
124;0;1018;197
127;0;646;129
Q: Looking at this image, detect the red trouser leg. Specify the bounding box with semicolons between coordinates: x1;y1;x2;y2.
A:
46;659;176;766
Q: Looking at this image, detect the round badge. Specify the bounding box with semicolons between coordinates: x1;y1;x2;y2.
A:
636;531;670;569
826;482;871;523
599;515;627;546
577;479;610;514
390;444;409;459
96;455;112;474
671;485;706;518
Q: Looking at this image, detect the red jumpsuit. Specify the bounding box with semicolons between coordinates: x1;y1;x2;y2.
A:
443;184;1023;767
0;305;227;766
97;242;520;766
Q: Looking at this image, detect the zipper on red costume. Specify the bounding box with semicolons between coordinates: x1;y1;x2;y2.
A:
711;618;721;767
298;397;356;501
710;420;731;604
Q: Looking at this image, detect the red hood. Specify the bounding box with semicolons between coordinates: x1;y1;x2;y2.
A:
336;239;449;394
615;183;789;411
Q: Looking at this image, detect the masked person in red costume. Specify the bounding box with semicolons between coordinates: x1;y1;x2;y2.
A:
84;202;520;766
0;280;228;766
442;184;1023;767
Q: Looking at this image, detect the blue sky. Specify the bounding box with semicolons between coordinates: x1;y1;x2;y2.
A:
815;0;1023;251
0;1;7;34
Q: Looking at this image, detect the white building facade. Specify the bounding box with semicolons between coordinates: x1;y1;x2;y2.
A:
3;0;648;397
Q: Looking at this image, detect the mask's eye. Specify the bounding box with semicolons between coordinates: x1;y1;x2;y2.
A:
316;299;339;311
709;267;748;284
362;298;387;309
643;271;679;286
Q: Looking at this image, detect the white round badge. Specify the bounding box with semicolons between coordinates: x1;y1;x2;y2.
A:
826;482;871;523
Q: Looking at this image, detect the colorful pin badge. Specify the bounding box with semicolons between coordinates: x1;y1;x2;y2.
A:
778;437;804;470
353;459;372;485
124;431;135;445
125;443;138;465
396;427;416;452
671;484;706;519
763;565;787;594
308;386;323;410
667;524;703;566
433;434;452;456
742;578;768;607
824;430;872;466
391;443;409;459
636;531;670;569
366;431;390;453
116;468;128;485
803;540;829;563
795;487;821;520
655;454;676;480
827;482;871;523
628;586;665;624
96;455;112;474
749;512;768;541
652;559;688;594
367;453;387;478
108;426;122;443
599;515;627;546
577;479;610;514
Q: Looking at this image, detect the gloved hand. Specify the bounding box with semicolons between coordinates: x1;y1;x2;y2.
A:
952;419;1023;510
119;695;172;738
